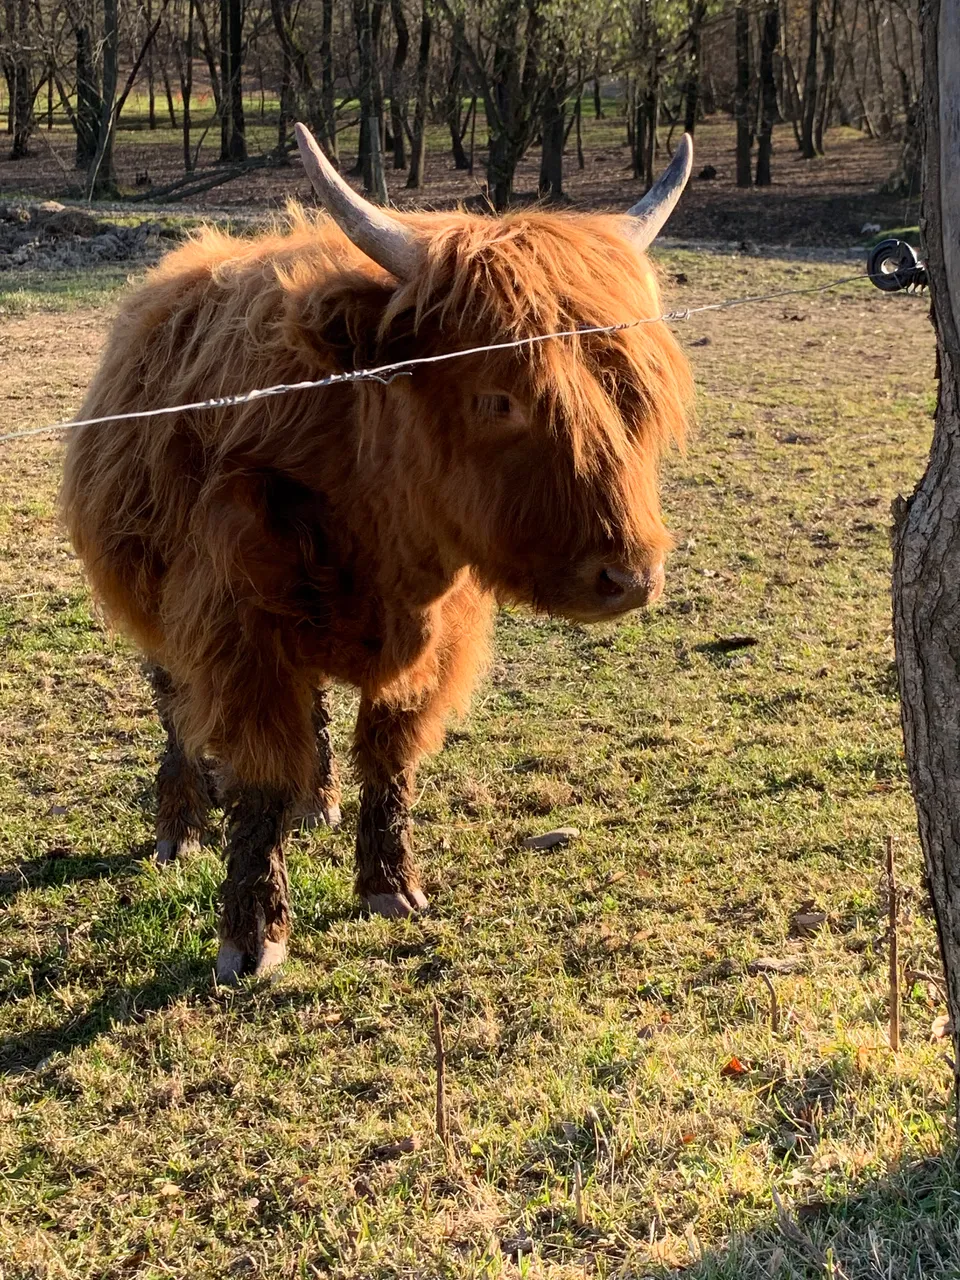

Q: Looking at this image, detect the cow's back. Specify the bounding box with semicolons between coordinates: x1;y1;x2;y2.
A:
60;222;362;656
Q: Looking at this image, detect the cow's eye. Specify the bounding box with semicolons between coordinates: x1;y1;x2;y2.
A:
474;393;514;419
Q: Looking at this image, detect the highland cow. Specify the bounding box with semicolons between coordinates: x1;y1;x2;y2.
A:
60;125;694;981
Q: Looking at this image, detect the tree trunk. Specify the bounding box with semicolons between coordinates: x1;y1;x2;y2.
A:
352;0;387;199
162;67;177;128
735;1;752;186
865;0;891;135
320;0;338;162
88;0;119;195
800;0;819;158
755;0;779;185
181;0;195;172
683;0;706;135
593;77;603;120
147;0;156;128
537;80;564;200
75;21;100;168
444;46;470;170
814;0;839;156
388;0;409;168
406;0;431;187
4;0;35;159
194;0;222;118
574;89;583;169
219;0;246;162
892;0;960;1107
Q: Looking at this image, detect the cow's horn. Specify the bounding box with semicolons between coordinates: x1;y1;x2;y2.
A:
294;122;421;280
624;134;693;250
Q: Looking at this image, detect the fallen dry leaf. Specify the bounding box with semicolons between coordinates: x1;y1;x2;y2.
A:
720;1056;749;1078
369;1135;419;1162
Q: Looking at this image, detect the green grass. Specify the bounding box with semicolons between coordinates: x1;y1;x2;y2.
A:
0;249;951;1278
0;264;139;316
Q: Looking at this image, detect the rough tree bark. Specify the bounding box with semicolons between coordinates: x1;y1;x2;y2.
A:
3;0;35;158
756;0;779;185
892;0;960;1105
800;0;819;158
219;0;246;163
74;16;100;169
388;0;409;168
406;0;430;188
683;0;706;135
734;0;752;186
88;0;119;194
538;77;565;200
353;0;387;200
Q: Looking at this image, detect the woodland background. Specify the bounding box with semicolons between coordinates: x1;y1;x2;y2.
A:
0;0;923;216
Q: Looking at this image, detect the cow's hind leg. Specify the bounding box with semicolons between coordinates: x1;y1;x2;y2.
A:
145;663;212;865
293;685;342;831
216;783;291;983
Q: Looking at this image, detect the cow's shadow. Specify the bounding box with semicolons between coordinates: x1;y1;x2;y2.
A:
0;838;356;1076
0;848;149;907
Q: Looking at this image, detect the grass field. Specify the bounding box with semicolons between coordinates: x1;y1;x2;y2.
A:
0;245;953;1278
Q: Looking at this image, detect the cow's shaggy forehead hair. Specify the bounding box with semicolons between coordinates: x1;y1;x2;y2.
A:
276;206;691;468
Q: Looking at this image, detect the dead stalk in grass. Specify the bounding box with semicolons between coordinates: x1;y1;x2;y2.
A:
432;1000;449;1149
772;1186;847;1276
887;833;900;1052
759;970;780;1034
573;1161;585;1227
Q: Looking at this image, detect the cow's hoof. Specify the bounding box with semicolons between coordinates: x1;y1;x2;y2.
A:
364;888;429;918
154;834;200;866
296;802;342;832
215;941;247;984
214;937;287;984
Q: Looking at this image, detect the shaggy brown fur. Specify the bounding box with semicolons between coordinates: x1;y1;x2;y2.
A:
61;205;692;974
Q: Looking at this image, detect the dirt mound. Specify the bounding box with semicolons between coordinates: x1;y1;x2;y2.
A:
0;201;184;271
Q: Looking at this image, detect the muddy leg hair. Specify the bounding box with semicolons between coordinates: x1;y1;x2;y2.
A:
355;751;427;918
352;589;493;918
144;662;212;865
216;784;291;983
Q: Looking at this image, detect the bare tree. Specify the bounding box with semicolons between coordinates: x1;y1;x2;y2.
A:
406;0;430;187
892;0;960;1109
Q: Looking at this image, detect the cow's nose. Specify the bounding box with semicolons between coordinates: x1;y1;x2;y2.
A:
595;561;664;608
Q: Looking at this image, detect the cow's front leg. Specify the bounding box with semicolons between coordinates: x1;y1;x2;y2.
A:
144;662;212;865
216;784;291;982
353;698;429;918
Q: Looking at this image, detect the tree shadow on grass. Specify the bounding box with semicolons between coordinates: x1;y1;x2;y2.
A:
502;1145;960;1277
682;1149;960;1280
515;1051;959;1279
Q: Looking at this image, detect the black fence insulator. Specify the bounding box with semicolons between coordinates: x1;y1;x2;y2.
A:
868;239;928;293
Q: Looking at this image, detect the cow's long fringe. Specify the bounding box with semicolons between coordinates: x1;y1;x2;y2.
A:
60;206;693;792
